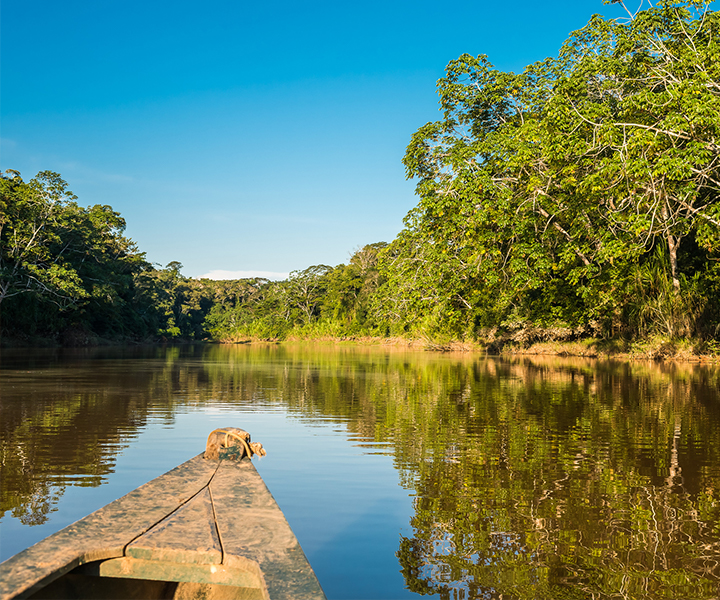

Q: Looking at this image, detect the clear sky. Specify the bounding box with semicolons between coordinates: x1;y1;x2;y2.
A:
2;0;630;279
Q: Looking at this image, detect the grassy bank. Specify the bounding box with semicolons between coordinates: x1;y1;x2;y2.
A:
4;324;718;362
497;338;719;362
213;330;720;362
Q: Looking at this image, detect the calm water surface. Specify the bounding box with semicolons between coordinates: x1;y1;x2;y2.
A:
1;344;720;599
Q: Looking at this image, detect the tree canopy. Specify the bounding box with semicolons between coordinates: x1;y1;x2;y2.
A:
3;1;719;348
0;170;149;340
388;0;720;339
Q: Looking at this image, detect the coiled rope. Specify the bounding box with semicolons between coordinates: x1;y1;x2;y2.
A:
206;428;254;459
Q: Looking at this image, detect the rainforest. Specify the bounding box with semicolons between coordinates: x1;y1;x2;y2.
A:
2;1;720;355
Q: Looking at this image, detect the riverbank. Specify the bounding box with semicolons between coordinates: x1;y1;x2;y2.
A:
231;332;720;362
3;330;718;362
496;337;719;362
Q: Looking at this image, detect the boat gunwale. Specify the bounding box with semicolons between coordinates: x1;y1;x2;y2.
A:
0;453;326;600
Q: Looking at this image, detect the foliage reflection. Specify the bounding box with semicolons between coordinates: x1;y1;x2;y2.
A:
2;346;719;598
387;357;720;599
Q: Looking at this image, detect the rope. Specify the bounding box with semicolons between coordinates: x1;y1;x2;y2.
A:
206;428;254;459
123;460;222;555
207;483;226;565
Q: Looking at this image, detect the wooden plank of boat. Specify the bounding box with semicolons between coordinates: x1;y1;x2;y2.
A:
0;428;327;600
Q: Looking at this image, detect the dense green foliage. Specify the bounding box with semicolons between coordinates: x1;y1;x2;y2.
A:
0;170;149;342
204;0;720;346
0;169;389;344
203;244;388;341
382;0;720;341
1;171;227;343
2;1;719;347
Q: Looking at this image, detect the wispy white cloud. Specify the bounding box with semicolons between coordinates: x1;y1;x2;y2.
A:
199;269;289;281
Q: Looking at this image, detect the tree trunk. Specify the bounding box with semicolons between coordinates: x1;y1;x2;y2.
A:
666;233;681;293
661;201;681;294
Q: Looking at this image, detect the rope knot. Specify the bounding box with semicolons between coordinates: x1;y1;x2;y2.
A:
204;428;266;461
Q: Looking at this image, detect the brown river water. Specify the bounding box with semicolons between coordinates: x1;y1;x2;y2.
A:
1;344;720;599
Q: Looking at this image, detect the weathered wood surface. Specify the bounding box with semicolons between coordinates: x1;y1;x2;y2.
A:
0;454;325;600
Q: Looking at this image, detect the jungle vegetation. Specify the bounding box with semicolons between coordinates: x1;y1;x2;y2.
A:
1;0;719;350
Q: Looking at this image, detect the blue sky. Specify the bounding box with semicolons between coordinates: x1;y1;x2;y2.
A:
2;0;630;279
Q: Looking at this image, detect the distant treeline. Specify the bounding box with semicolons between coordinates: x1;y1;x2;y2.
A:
2;1;720;347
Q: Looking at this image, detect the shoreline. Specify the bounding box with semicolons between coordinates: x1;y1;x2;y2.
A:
2;333;718;363
218;334;720;362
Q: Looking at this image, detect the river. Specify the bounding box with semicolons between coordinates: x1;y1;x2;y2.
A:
1;344;720;599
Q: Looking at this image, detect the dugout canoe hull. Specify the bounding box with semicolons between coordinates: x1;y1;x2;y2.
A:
0;454;326;600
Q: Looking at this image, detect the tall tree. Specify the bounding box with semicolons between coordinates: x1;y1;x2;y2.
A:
393;0;720;338
0;170;148;339
284;265;333;324
0;171;86;309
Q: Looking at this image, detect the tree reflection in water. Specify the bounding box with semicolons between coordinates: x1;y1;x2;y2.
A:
0;347;185;525
2;346;720;599
391;358;720;600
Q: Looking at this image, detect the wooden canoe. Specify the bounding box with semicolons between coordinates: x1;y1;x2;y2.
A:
0;429;326;600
